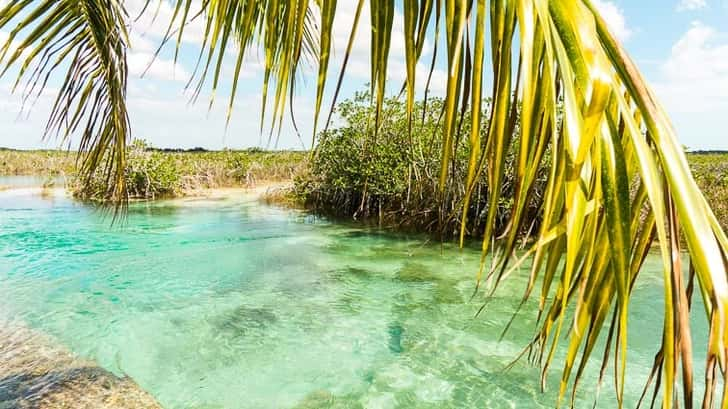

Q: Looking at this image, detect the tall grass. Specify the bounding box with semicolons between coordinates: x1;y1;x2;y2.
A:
0;149;75;176
690;153;728;232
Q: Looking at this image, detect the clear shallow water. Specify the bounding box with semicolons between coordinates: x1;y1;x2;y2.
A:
0;187;709;408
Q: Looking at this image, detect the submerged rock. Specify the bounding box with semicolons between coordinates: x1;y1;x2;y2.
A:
215;305;278;337
0;320;160;409
395;262;435;283
291;389;364;409
387;323;405;354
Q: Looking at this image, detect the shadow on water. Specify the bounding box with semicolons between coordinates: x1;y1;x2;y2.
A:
395;261;464;305
126;204;180;217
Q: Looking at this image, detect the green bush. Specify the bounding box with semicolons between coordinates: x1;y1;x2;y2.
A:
70;140;306;202
295;92;728;240
295;91;549;239
73;139;180;200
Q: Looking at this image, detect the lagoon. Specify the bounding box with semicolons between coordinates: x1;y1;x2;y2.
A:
0;187;708;408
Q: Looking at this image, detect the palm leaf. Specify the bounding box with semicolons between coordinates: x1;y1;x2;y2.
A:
0;0;130;204
1;1;727;407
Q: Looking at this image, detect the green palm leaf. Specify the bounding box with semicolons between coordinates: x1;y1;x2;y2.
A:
1;1;727;407
0;0;129;203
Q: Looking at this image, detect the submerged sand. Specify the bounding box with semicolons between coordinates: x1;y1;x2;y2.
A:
0;320;161;408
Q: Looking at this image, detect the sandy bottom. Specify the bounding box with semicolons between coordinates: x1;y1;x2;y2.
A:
0;320;161;409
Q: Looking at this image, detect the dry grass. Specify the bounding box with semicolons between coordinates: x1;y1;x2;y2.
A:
0;149;75;176
0;148;306;200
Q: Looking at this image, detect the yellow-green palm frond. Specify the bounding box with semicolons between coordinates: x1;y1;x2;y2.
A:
149;0;319;144
0;0;130;204
447;2;728;407
1;0;727;407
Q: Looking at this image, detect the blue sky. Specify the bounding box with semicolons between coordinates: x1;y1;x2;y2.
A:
1;0;727;150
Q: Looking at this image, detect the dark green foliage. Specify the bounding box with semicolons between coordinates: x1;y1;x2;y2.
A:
295;91;548;239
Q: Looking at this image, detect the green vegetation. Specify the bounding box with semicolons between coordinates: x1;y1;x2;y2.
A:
289;94;728;239
293;92;547;238
0;148;75;176
0;143;304;201
689;153;728;233
2;1;728;406
73;140;181;200
74;140;304;201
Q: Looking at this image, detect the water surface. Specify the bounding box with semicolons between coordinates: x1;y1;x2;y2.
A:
0;187;709;408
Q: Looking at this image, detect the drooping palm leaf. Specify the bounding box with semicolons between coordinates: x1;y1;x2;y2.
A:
0;0;130;203
1;0;726;407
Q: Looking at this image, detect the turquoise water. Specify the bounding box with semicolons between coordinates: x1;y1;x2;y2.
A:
0;188;709;408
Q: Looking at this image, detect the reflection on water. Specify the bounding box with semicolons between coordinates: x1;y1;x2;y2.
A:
0;189;710;408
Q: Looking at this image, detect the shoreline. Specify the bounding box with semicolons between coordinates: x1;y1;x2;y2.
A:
0;181;293;202
181;181;292;200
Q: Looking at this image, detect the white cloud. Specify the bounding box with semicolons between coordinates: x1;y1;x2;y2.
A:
126;29;191;81
676;0;708;11
126;86;313;149
128;51;191;82
655;21;728;112
592;0;633;42
126;0;206;45
651;21;728;149
330;2;445;95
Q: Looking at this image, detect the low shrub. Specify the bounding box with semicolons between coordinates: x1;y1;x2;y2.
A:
73;140;180;200
689;152;728;232
70;140;306;202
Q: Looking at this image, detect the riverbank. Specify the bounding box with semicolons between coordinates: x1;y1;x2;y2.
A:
2;148;727;233
0;183;292;204
0;146;305;202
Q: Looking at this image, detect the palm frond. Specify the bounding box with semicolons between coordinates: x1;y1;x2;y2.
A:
0;0;130;204
1;0;726;407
